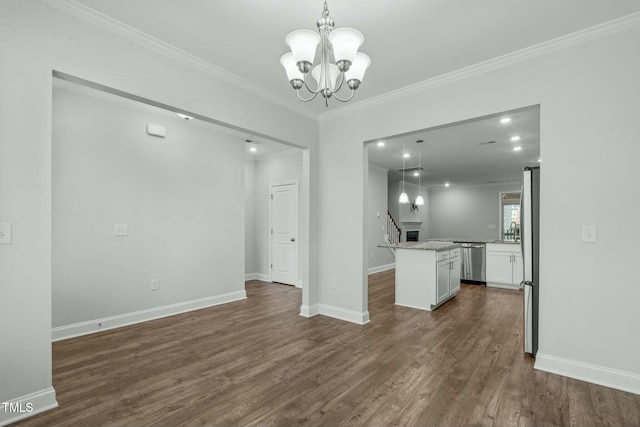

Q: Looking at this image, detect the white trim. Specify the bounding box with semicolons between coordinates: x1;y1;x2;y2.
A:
0;387;58;427
368;263;395;275
41;0;317;121
245;273;269;282
535;353;640;396
299;304;320;318
486;283;522;290
395;302;433;312
320;11;640;121
318;304;370;325
51;291;247;341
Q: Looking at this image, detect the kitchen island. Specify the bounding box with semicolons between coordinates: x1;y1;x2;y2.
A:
380;242;461;311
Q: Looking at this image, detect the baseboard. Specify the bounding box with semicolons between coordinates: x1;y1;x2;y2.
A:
299;304;320;317
368;263;395;275
486;282;522;290
318;304;370;325
0;387;58;427
245;273;269;281
535;352;640;395
52;291;247;342
395;301;432;312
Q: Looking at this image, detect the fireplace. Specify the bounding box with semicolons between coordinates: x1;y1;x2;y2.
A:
406;230;419;242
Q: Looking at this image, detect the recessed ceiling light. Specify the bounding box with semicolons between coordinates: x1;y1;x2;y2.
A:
510;135;521;142
176;113;193;121
513;146;522;151
377;141;385;147
249;146;257;152
413;171;419;177
403;153;410;158
500;117;511;124
537;158;542;162
444;182;450;187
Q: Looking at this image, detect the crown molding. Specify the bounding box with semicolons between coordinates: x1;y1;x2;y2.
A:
41;0;319;121
320;11;640;122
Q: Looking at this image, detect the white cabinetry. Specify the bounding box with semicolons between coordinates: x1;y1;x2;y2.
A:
396;246;461;311
486;243;523;289
437;248;461;303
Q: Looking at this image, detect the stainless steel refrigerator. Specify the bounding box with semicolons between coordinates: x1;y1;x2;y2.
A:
521;166;540;355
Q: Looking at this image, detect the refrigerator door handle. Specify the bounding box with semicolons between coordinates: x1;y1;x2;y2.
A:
520;184;525;256
523;280;534;354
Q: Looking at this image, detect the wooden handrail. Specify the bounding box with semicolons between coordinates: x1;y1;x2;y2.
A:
387;211;401;244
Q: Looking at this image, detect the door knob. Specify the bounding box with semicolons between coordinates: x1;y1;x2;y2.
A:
290;238;295;242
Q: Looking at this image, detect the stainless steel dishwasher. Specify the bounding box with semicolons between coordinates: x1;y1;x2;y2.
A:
460;243;486;283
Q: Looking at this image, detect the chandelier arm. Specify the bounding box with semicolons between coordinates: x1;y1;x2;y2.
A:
302;72;321;94
295;88;320;102
332;71;346;93
331;88;356;103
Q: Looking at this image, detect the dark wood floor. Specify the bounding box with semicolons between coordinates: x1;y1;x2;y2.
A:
15;270;640;426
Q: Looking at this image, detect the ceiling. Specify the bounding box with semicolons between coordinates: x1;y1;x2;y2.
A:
48;1;638;169
69;0;640;117
367;105;540;188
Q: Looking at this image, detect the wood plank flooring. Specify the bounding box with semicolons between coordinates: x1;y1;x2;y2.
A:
15;270;640;426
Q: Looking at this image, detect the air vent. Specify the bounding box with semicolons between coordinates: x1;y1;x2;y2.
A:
478;140;497;146
397;166;424;173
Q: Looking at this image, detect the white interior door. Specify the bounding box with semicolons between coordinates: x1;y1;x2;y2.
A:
270;182;298;286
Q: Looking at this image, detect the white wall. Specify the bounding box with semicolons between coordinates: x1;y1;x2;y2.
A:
428;183;521;240
245;159;257;277
253;150;304;281
52;83;246;328
366;164;395;272
319;23;640;393
0;1;319;423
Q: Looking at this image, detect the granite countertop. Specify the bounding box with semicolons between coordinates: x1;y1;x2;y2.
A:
379;241;461;251
427;238;521;245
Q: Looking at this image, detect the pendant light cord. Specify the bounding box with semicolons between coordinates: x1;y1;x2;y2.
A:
402;142;406;193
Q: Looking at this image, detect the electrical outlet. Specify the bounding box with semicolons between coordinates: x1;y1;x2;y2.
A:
151;279;159;290
330;278;336;289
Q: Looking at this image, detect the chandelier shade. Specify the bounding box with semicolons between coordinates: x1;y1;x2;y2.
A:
328;28;363;65
311;63;341;91
415;194;424;206
280;53;304;82
285;30;321;68
280;1;370;107
345;52;371;85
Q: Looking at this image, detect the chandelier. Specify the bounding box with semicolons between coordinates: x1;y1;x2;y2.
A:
280;1;371;107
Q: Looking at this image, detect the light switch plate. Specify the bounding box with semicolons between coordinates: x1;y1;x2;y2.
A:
582;225;597;243
114;224;129;236
0;223;12;244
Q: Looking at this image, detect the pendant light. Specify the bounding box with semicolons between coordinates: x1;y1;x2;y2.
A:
415;141;424;206
399;142;409;204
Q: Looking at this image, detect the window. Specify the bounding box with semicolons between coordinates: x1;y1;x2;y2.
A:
500;192;520;241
